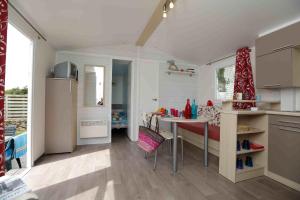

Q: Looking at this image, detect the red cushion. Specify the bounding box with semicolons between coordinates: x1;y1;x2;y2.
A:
178;122;220;141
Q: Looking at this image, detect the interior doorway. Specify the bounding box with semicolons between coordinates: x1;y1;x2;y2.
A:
111;59;132;141
4;23;33;175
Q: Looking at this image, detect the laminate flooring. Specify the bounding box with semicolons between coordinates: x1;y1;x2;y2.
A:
23;133;300;200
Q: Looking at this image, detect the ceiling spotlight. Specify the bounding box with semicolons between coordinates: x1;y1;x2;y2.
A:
163;5;167;18
169;0;174;9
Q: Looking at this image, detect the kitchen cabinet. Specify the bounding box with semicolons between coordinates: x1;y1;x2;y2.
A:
256;47;300;88
256;21;300;57
268;115;300;184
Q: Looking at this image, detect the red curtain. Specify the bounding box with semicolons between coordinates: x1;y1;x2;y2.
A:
0;0;8;176
233;47;256;110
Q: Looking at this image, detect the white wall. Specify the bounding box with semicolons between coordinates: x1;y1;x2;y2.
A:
56;52;113;145
31;40;55;161
159;62;199;109
197;47;281;105
8;6;56;162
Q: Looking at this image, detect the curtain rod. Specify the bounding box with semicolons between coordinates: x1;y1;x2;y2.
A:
206;49;252;66
8;2;47;41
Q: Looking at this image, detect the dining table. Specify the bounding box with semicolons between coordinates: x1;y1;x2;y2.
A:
160;116;210;174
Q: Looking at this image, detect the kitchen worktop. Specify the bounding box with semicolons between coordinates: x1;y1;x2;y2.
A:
266;110;300;117
221;110;300;117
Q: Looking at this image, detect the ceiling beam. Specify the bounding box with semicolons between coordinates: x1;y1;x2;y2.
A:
136;0;168;46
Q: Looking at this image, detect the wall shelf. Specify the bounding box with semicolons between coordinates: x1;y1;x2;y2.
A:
236;165;264;174
237;148;264;155
166;70;196;77
237;128;265;135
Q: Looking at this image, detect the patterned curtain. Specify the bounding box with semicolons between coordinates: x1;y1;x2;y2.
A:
0;0;8;176
233;47;256;110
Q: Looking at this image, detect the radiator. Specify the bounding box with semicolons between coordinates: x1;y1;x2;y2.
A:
80;120;108;138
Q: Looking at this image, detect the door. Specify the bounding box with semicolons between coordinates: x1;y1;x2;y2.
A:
139;59;159;124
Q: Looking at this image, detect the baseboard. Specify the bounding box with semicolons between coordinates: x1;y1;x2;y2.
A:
266;171;300;192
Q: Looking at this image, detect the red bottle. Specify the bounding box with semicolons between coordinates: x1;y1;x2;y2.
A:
184;99;192;119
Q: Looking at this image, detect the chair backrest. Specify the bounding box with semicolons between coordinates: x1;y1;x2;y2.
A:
5;125;17;136
142;112;160;132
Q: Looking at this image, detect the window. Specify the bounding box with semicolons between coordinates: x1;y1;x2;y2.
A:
216;65;235;100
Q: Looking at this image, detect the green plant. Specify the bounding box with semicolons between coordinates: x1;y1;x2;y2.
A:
5;87;28;95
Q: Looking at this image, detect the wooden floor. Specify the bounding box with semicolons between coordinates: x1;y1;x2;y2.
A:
24;133;300;200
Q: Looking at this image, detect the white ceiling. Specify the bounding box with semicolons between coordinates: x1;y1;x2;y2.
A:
11;0;159;49
12;0;300;65
145;0;300;65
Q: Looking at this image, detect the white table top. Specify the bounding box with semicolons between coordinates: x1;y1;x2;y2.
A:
160;117;209;123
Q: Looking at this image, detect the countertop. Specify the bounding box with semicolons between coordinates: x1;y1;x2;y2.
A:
221;110;300;117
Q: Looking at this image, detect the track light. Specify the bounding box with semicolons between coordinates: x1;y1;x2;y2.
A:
169;0;174;9
163;5;167;18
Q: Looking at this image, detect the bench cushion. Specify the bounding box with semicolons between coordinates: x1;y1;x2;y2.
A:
178;122;220;141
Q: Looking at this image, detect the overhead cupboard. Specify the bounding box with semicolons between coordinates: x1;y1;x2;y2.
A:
255;21;300;89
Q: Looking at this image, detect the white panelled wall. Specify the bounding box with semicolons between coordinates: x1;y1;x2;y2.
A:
159;63;199;109
56;52;113;145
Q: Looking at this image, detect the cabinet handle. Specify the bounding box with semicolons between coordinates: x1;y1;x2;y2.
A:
263;84;281;88
70;81;72;93
277;120;300;125
272;44;294;52
279;127;300;133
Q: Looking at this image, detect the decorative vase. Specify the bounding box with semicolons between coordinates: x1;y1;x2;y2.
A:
184;99;192;119
191;99;197;119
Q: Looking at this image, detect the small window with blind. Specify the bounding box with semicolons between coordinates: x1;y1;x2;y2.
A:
216;65;235;100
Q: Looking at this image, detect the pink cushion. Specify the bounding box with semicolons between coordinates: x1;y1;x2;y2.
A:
178;122;220;141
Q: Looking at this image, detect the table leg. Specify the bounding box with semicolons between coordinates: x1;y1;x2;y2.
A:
172;122;178;175
204;122;208;167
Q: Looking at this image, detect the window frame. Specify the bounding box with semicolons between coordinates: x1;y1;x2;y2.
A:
215;64;236;101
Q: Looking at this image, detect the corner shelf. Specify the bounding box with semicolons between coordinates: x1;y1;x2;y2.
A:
166;70;196;77
236;165;264;182
219;111;267;183
237;148;264;155
236;165;264;174
237;128;265;135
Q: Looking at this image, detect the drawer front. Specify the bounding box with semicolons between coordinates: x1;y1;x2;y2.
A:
269;115;300;129
268;124;300;183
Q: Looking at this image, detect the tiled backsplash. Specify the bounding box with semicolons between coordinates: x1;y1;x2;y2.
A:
281;88;300;111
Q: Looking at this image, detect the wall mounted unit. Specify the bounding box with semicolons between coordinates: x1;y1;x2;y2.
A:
80;120;108;138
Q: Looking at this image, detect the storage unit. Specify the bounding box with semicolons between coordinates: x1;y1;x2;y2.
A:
45;78;78;154
255;21;300;89
256;48;300;88
268;115;300;185
255;21;300;57
219;111;268;183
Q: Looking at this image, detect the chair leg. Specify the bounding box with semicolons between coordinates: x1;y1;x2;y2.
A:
169;140;172;155
16;158;22;168
153;149;158;170
5;161;12;171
